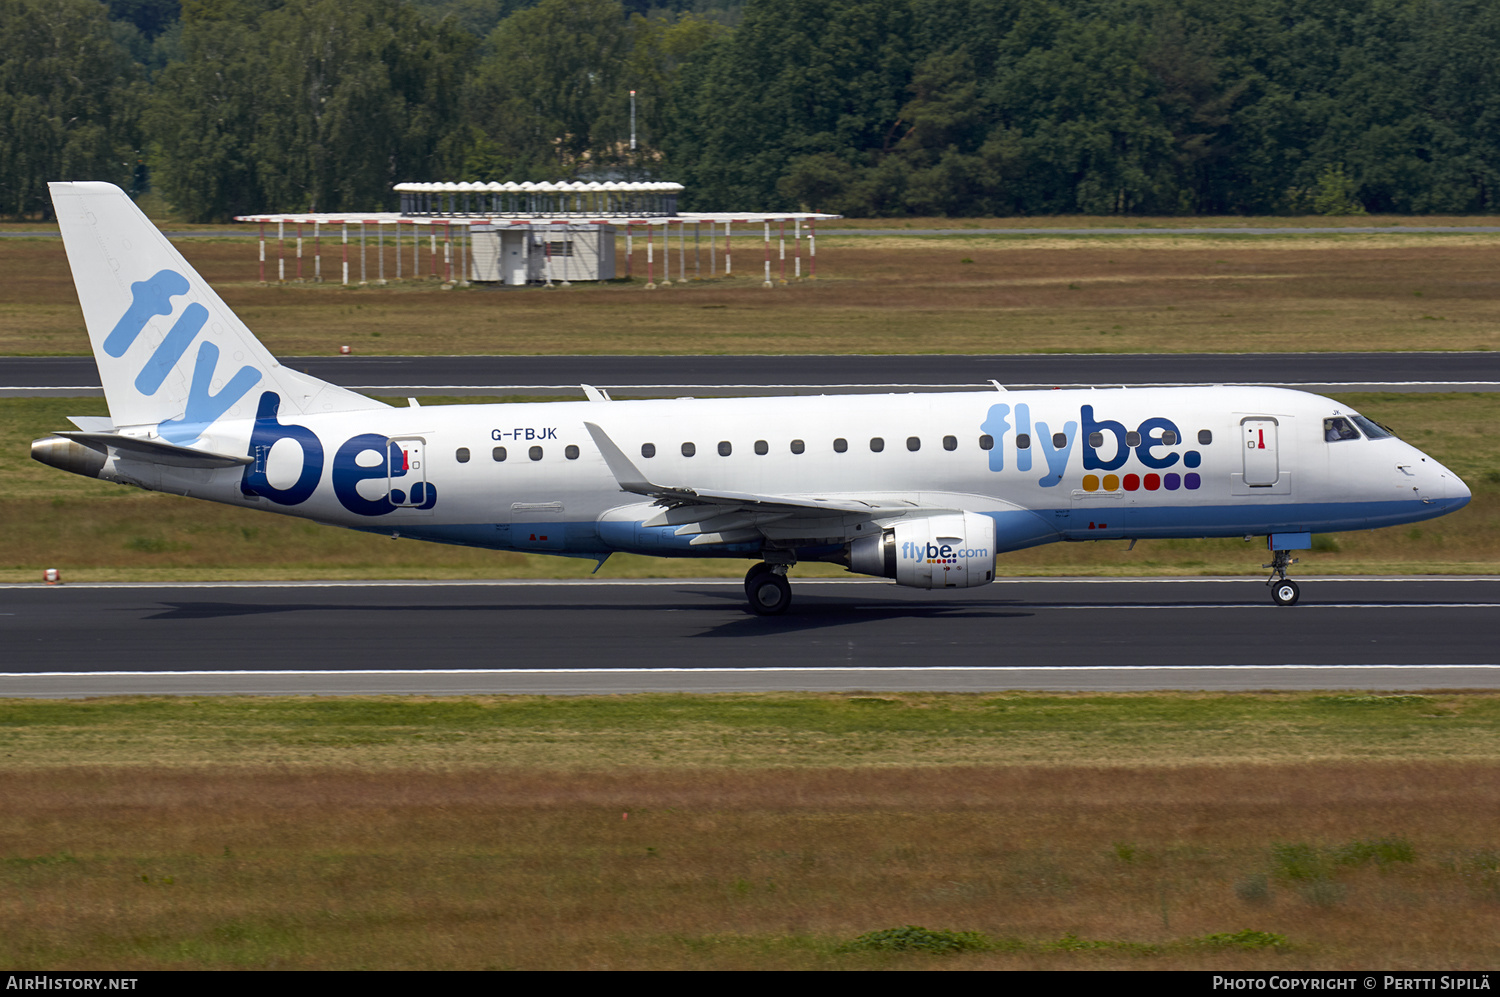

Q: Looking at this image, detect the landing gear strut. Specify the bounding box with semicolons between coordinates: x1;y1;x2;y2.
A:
1264;548;1300;607
745;562;791;616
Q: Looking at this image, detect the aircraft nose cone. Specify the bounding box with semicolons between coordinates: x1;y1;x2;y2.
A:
1430;459;1471;510
1449;471;1472;507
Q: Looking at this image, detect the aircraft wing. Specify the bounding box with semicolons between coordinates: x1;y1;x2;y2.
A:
584;421;919;545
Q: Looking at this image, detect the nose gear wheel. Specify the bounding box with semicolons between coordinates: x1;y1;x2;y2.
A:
1263;547;1301;607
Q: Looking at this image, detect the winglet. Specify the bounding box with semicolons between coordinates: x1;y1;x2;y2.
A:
583;421;659;495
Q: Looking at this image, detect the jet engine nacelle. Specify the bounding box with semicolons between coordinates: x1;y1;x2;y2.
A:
847;511;997;589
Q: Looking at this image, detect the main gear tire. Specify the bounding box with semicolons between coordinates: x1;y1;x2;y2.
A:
745;568;792;616
1271;579;1301;606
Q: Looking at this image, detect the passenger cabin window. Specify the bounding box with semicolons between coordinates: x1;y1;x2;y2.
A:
1324;417;1361;443
529;446;543;461
565;444;580;460
1198;430;1213;445
754;440;768;455
943;435;957;451
492;446;506;462
833;438;848;453
456;447;470;463
1126;431;1141;447
1052;432;1067;449
1162;431;1178;445
870;437;884;452
718;441;732;456
906;436;920;452
979;435;994;451
1088;432;1104;448
790;439;805;454
681;442;696;457
641;443;656;458
1016;433;1030;449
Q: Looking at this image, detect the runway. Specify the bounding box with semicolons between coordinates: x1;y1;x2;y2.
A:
3;352;1498;397
4;577;1497;696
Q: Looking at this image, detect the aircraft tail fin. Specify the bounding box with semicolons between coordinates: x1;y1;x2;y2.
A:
48;182;385;445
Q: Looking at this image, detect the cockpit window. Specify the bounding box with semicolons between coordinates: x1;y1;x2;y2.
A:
1349;413;1396;440
1324;417;1361;442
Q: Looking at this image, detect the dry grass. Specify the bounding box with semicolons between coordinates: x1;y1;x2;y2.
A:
1;763;1497;969
4;230;1500;356
4;692;1500;770
2;693;1498;969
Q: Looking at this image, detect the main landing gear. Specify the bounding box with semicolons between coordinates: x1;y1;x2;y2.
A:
1264;548;1300;607
745;562;792;616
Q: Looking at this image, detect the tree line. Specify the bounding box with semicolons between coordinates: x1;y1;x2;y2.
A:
4;0;1499;220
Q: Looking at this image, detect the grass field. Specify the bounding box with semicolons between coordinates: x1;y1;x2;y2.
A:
5;220;1500;970
2;693;1498;970
3;225;1500;356
3;391;1496;581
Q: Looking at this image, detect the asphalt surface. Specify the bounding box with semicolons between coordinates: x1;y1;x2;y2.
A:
4;578;1497;696
5;352;1498;397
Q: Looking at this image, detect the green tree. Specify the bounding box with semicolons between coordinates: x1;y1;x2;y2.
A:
0;0;146;218
464;0;638;178
667;0;922;210
147;0;474;220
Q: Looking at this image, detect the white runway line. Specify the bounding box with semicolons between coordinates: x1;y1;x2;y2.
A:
7;664;1500;679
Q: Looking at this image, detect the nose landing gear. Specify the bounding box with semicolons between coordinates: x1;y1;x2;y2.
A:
1264;547;1300;606
745;562;792;615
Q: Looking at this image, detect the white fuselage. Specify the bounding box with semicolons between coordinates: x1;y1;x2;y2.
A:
96;384;1470;565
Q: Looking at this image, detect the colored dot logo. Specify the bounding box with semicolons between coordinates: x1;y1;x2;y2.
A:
1082;467;1200;492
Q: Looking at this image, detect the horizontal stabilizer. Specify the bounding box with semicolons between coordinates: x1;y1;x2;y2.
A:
56;431;252;468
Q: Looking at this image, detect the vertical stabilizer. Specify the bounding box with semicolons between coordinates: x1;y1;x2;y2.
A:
49;182;385;444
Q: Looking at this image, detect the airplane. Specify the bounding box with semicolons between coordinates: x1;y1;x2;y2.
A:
32;182;1472;614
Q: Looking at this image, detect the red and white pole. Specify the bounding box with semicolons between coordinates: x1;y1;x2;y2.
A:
762;221;771;287
809;219;817;279
258;222;265;284
645;222;655;288
278;220;285;282
794;219;801;280
724;221;732;276
296;223;303;281
314;221;322;282
341;222;349;285
779;219;786;283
